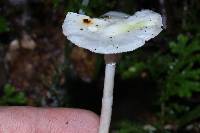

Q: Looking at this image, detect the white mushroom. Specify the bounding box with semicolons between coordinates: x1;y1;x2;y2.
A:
62;10;163;54
62;10;163;133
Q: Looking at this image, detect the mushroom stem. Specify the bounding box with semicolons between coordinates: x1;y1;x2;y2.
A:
99;54;120;133
99;62;116;133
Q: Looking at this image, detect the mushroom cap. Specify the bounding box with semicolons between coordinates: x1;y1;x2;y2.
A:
102;11;130;19
62;10;163;54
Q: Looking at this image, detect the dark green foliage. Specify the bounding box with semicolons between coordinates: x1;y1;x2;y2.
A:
118;34;200;127
181;0;200;32
64;0;82;13
178;106;200;127
88;0;116;16
63;0;117;16
116;121;147;133
52;0;61;8
0;84;27;105
0;16;9;33
119;34;200;100
163;34;200;100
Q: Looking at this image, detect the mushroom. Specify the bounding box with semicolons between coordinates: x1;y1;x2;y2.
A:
62;10;163;133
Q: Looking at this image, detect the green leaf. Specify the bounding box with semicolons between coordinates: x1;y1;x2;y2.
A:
0;84;27;105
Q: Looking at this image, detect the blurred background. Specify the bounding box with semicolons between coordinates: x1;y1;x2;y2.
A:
0;0;199;132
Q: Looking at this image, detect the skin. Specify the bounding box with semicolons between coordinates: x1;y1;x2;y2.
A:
0;107;99;133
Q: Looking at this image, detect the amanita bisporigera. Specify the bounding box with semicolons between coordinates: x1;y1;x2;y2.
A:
62;10;163;133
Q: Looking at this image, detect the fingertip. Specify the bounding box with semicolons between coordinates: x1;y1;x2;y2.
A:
0;107;100;133
60;108;100;133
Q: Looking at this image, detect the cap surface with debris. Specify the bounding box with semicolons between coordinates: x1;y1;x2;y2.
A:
62;10;163;54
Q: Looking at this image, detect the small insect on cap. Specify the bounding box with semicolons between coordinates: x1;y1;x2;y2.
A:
62;10;163;54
